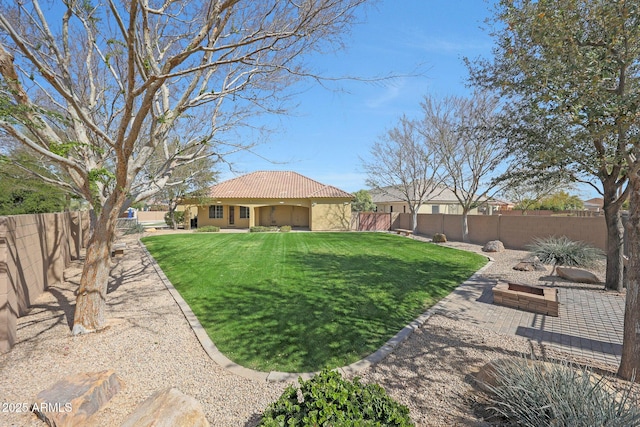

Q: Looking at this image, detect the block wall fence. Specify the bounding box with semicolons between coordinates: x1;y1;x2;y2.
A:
0;211;89;352
391;213;608;251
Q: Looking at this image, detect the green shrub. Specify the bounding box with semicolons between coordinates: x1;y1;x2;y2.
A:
280;225;292;232
483;357;640;427
432;233;447;243
527;236;604;269
124;223;146;235
250;226;278;232
196;226;219;233
260;369;413;426
164;210;185;228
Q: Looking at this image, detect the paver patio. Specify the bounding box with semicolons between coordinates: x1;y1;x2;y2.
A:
431;271;624;366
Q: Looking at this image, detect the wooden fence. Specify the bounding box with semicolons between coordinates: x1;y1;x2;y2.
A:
351;212;392;231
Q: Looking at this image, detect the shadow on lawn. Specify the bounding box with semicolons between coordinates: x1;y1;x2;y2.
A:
185;248;486;373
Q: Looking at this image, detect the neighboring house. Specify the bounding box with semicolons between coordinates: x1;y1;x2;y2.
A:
185;171;353;231
370;185;496;215
583;197;604;213
488;198;515;213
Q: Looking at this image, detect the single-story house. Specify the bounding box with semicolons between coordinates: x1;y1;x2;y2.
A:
185;171;353;231
370;184;499;215
583;197;604;213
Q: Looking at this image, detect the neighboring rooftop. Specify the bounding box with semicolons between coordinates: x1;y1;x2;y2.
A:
583;197;604;211
370;184;478;204
207;171;353;199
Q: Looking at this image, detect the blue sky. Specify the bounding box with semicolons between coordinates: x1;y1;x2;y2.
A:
221;1;508;193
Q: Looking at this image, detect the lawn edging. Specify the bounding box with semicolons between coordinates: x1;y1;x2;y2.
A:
141;238;494;382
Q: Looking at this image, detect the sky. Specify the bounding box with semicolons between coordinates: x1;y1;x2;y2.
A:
221;0;498;193
219;0;599;200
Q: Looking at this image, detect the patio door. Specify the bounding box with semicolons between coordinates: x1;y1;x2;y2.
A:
229;206;235;225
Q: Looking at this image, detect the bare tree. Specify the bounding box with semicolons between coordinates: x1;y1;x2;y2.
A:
144;141;218;229
0;0;370;334
498;167;572;214
362;115;444;233
419;93;507;242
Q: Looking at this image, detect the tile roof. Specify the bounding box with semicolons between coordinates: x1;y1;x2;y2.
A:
207;171;353;199
583;197;604;208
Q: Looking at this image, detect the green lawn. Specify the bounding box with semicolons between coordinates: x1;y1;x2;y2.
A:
141;232;487;372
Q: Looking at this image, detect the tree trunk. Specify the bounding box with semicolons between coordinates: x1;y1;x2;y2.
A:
603;194;624;292
461;211;470;243
618;176;640;382
72;199;121;334
412;210;418;234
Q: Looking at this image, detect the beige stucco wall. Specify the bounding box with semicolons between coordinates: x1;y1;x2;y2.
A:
137;211;167;222
309;200;352;231
196;198;313;229
194;197;351;230
257;205;309;227
0;211;88;353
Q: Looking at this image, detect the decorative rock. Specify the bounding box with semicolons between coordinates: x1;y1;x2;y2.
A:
513;256;547;272
432;233;447;243
32;370;123;427
121;387;210;427
482;240;505;252
556;267;601;284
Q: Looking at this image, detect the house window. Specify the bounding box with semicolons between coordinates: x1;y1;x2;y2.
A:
240;206;250;219
432;205;440;214
209;205;223;219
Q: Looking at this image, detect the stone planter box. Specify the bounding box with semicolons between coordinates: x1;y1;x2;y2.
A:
492;282;558;317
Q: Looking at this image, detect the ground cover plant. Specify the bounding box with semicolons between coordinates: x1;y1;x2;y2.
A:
260;369;413;426
142;232;486;372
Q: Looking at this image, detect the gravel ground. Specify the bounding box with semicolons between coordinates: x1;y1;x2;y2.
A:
0;232;621;426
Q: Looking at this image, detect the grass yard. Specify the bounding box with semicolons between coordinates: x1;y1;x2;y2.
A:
142;232;487;372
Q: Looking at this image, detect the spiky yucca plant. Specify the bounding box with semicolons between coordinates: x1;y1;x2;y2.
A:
527;236;604;273
484;358;640;427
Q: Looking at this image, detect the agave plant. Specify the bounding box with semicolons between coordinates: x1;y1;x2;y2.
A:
527;236;604;274
484;357;640;427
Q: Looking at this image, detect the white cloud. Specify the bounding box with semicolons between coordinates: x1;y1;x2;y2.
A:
364;80;405;109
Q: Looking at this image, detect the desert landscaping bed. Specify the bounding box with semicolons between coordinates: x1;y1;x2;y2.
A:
0;230;631;426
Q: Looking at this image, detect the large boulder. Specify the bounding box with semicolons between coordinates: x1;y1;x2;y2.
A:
32;370;123;427
483;240;505;253
556;267;601;284
121;387;210;427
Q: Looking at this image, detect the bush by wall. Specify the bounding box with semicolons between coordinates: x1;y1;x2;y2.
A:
527;236;604;270
164;211;185;228
260;369;413;426
250;226;278;233
196;226;220;233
